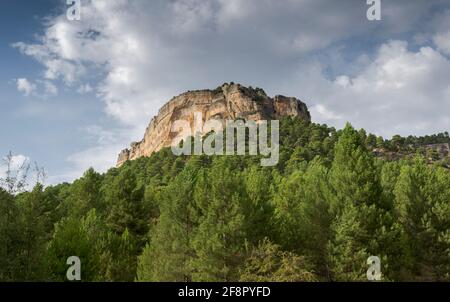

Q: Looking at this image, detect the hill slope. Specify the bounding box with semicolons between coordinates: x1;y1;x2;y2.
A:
1;116;449;282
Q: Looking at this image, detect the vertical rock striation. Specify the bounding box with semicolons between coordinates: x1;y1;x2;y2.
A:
117;83;310;166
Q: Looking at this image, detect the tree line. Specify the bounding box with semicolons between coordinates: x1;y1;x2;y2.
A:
0;118;449;281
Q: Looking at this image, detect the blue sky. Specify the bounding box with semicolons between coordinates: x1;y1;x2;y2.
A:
0;0;121;183
1;0;450;185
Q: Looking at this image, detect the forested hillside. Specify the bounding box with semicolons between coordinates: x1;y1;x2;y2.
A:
1;118;449;281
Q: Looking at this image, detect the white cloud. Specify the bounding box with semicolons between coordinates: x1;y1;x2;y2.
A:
44;81;58;96
14;0;440;126
215;0;252;28
66;145;119;177
16;78;36;96
13;42;85;85
16;78;58;98
433;31;450;55
429;9;450;55
46;124;145;184
171;0;214;33
77;84;93;94
11;0;450;183
286;40;450;137
311;104;342;121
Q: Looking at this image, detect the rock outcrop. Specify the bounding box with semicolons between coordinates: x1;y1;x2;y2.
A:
117;83;310;166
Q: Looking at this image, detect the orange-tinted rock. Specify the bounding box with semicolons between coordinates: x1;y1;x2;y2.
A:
117;83;310;166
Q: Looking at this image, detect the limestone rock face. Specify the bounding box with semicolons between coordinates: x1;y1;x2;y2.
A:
117;83;310;166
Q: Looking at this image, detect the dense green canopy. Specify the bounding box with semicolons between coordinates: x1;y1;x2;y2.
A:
1;118;449;281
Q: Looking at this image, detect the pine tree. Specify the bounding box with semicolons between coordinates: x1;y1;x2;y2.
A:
376;136;385;149
430;167;450;280
137;160;200;281
191;157;248;281
242;166;275;244
15;184;48;281
103;167;148;247
366;134;377;148
0;189;21;281
65;168;103;218
394;157;450;280
47;210;104;281
239;238;317;282
327;124;383;281
1;118;448;282
273;170;305;251
99;229;137;281
294;158;333;278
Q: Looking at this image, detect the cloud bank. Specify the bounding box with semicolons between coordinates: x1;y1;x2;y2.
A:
12;0;450;181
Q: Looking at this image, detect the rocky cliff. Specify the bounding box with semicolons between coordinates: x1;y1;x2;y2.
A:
117;83;311;166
